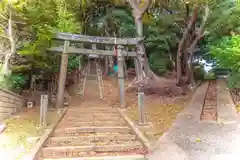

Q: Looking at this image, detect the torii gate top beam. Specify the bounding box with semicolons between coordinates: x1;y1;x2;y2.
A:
47;46;137;57
54;32;143;45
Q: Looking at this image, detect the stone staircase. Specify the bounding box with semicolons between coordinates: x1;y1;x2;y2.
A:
37;65;147;160
37;103;147;160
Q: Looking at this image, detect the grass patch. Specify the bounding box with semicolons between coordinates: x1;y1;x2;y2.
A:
0;108;59;160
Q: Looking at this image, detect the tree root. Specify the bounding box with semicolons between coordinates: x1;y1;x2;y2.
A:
125;74;189;97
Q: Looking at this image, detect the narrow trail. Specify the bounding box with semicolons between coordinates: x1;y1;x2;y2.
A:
37;74;147;159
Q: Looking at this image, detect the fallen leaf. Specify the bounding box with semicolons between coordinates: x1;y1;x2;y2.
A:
195;138;202;142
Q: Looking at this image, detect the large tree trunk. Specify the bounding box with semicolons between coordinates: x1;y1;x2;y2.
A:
130;0;153;81
134;14;151;79
187;4;209;87
176;6;199;85
0;10;18;84
188;54;195;86
176;53;182;85
185;35;193;84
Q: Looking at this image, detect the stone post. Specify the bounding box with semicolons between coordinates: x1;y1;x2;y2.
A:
40;94;48;127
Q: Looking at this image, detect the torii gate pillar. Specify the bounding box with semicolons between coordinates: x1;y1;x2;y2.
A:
55;41;69;108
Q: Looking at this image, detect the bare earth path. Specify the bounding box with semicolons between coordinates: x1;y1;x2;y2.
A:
37;78;147;160
149;79;240;160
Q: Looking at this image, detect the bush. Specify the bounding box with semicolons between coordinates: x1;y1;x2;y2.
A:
227;72;240;89
210;35;240;72
204;70;216;80
149;53;173;76
0;73;27;93
193;65;205;81
210;35;240;88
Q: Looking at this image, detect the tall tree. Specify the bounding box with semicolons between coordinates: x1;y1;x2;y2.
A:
0;0;29;84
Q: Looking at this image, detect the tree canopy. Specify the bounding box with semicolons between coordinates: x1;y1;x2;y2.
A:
0;0;238;91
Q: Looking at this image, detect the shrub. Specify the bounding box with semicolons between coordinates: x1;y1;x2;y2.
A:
193;65;205;81
210;35;240;88
149;53;173;76
0;73;27;93
210;35;240;72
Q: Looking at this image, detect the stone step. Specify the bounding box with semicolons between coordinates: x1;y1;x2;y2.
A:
58;121;127;127
42;155;146;160
41;143;143;158
204;101;217;106
66;110;119;114
58;121;127;128
64;112;121;117
46;134;138;147
57;121;93;127
59;119;124;124
67;108;117;112
203;105;216;110
61;116;124;122
63;114;121;119
53;126;133;136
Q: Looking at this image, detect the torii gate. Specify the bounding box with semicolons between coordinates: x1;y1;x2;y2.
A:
47;0;150;125
48;33;141;108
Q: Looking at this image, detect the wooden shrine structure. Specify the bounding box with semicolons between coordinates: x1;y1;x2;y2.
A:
47;33;142;109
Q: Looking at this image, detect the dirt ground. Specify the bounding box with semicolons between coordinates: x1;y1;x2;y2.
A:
0;107;60;160
103;77;191;143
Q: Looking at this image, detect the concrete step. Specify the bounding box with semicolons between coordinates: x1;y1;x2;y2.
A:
57;121;127;128
65;110;119;114
41;143;143;158
64;112;121;117
42;155;147;160
61;116;124;122
59;120;125;124
63;114;121;119
67;109;118;112
53;126;133;136
67;107;117;112
46;134;138;147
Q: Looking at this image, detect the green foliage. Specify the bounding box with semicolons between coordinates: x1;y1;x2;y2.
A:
145;8;181;51
193;65;205;81
149;53;173;75
207;0;240;41
204;71;216;80
227;72;240;89
0;73;26;92
4;0;238;91
144;8;181;75
92;7;135;37
56;0;82;33
203;0;240;88
19;0;81;73
11;64;32;73
210;35;240;88
68;56;80;72
210;35;240;72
